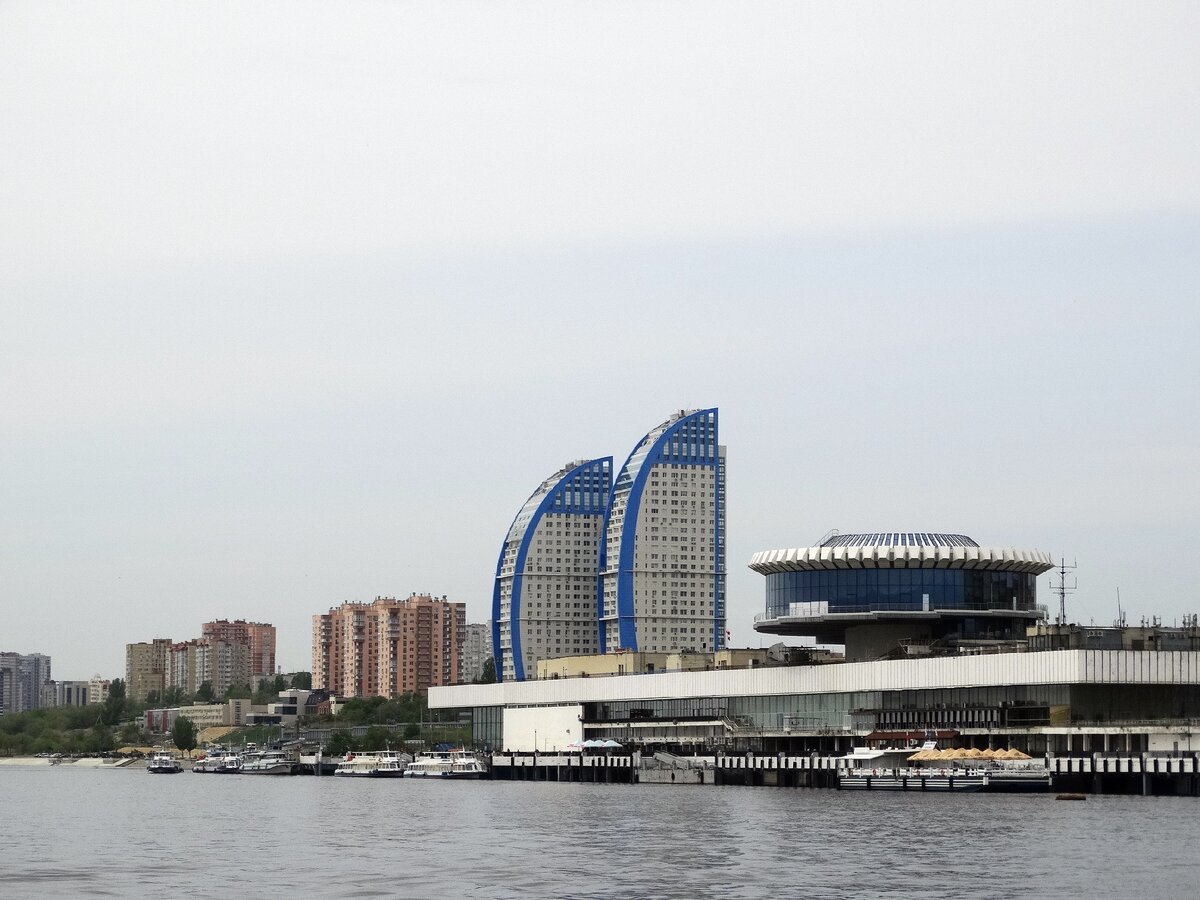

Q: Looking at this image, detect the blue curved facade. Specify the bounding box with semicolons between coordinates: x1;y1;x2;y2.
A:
493;458;611;682
601;409;724;654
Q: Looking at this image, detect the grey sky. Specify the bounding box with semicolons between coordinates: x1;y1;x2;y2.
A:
2;3;1198;679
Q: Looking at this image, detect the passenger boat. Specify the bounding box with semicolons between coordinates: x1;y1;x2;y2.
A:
147;751;183;774
403;748;486;779
191;748;237;773
837;745;1052;793
240;749;299;775
334;750;411;778
214;752;243;774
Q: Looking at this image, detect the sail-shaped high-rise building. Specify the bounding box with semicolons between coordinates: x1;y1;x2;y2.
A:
493;458;612;682
601;409;725;654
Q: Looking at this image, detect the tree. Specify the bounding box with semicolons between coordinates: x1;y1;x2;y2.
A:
223;683;251;701
172;716;197;756
324;730;355;758
290;672;312;690
196;681;215;703
252;678;279;705
90;722;115;753
99;679;126;726
475;657;497;684
359;726;394;751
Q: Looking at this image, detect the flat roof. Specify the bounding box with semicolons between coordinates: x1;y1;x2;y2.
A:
429;649;1200;709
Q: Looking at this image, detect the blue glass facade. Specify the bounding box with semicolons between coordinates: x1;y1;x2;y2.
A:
764;568;1038;619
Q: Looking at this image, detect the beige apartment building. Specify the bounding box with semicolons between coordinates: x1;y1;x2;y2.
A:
167;637;252;698
202;619;276;677
126;639;172;703
312;594;466;698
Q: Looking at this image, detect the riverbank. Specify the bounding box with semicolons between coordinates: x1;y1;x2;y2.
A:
0;756;138;768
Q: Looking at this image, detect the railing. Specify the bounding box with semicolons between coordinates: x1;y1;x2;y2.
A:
1071;718;1200;729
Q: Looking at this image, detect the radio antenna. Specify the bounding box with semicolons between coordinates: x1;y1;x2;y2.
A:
1049;557;1077;625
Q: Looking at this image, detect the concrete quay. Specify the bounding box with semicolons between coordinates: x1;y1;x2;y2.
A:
487;750;1200;795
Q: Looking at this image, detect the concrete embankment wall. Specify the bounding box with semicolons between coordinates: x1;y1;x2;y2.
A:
487;752;1200;795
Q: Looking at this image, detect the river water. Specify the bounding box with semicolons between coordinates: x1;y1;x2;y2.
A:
2;766;1197;898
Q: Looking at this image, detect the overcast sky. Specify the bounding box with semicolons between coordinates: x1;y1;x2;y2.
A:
3;2;1198;680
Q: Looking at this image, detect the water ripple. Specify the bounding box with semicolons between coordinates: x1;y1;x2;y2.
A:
3;769;1199;898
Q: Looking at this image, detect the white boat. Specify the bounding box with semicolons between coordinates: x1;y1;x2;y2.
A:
147;751;183;774
240;749;298;776
214;753;243;774
192;748;237;773
334;750;411;778
403;748;486;779
837;745;1051;793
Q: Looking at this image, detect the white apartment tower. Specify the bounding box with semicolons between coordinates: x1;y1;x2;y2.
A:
493;459;612;682
601;409;725;654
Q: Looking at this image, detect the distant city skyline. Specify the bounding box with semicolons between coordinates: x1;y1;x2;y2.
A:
3;4;1198;679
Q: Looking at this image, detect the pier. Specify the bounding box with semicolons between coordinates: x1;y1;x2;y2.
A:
486;750;1200;795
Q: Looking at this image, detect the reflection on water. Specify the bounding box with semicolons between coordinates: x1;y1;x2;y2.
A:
3;767;1199;898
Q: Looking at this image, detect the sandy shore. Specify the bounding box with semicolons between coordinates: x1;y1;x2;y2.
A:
0;756;139;768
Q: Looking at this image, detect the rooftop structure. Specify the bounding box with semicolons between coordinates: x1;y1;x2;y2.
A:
750;532;1055;661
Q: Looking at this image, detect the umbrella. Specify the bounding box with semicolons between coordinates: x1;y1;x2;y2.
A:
600;739;623;748
581;739;604;748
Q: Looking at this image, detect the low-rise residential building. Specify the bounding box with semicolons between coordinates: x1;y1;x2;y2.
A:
144;698;261;733
268;689;312;725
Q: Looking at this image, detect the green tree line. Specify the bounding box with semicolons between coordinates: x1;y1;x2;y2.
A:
145;672;312;708
0;679;141;756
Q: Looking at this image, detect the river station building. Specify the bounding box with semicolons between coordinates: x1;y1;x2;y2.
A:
434;532;1200;761
750;532;1055;661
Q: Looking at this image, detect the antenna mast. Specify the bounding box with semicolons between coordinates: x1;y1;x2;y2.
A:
1049;557;1077;626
